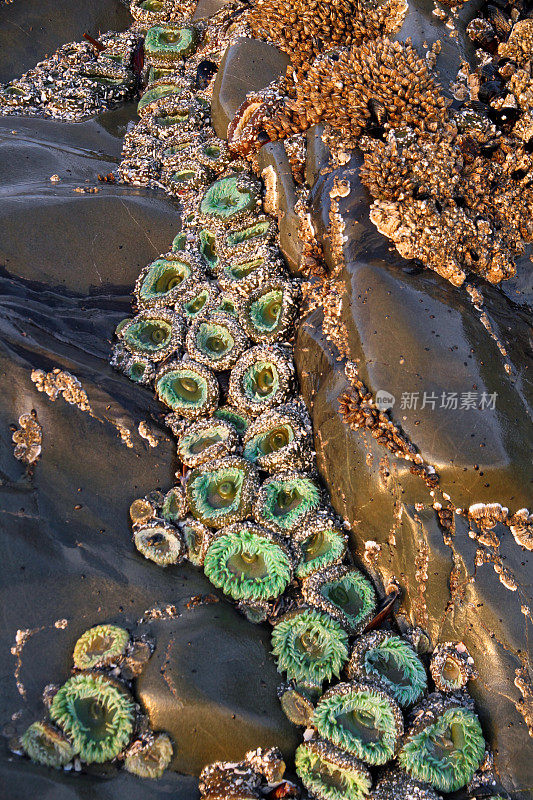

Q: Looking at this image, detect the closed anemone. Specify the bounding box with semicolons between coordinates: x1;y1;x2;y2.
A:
155;360;219;419
346;631;427;708
243;404;313;472
198;175;259;227
163;162;209;195
295;739;372;800
177;419;238;468
72;625;130;671
134;521;185;566
186;456;259;528
178;281;219;321
135;252;201;309
372;769;443;799
137;81;187;115
399;695;486;792
111;343;155;386
179;516;212;566
294;513;347;579
185;312;248;371
49;673;135;764
130;0;172;25
197;138;231;174
203;522;292;601
119;309;183;362
144;24;200;65
215;292;240;317
229;345;294;415
254;471;321;534
430;642;475;693
302;565;377;635
217;253;285;296
213;405;251;435
198;229;219;272
124;733;173;779
279;686;315;727
21;722;76;769
313;681;404;765
161;486;188;523
240;279;299;343
271;607;349;688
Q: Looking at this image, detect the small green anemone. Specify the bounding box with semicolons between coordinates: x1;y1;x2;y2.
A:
118;308;183;362
271;607;349;688
49;673;135;764
177;418;238;468
21;721;76;769
144;23;200;65
228;344;295;416
130;0;171;26
430;642;475;693
186;456;259;528
204;522;292;601
163;162;209;195
185;312;248;371
279;686;315;727
243;403;313;472
155;359;219;419
111;343;155;386
399;695;486;792
124;733;173;779
294;513;347;579
161;486;188;523
217;252;285;296
198;175;260;227
295;739;372;800
72;625;130;671
302;565;376;634
135;252;202;309
197;138;231;174
239;279;299;344
134;521;185;566
177;281;220;321
346;631;427;708
137;80;187;115
213;405;251;435
179;516;212;566
254;471;322;534
313;681;404;765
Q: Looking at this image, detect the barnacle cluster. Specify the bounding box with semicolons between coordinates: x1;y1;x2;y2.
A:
199;746;288;798
15;624;172;776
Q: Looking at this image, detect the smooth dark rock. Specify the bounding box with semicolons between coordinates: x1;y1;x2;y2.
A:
192;0;232;20
211;37;289;139
257;142;302;273
305;125;331;189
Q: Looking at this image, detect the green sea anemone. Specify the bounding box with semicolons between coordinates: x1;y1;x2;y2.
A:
399;694;486;792
162;161;209;195
72;625;130;671
133;521;185;566
179;516;213;566
213;405;252;435
155;359;219;419
144;24;200;66
217;252;285;297
271;607;349;688
49;673;135;764
204;522;292;601
278;686;315;727
129;496;157;526
198;175;260;228
177;418;239;468
239;279;299;344
253;471;322;535
185;312;248;371
135;252;203;309
161;486;188;523
111;343;156;386
130;0;173;26
372;769;442;799
137;80;189;116
295;739;372;800
313;681;404;765
118;308;183;362
346;631;427;708
221;216;276;260
228;344;295;416
302;565;376;634
243;403;313;473
430;642;476;693
294;512;347;579
197;138;231;174
186;456;259;528
177;281;220;321
20;721;76;769
124;733;173;779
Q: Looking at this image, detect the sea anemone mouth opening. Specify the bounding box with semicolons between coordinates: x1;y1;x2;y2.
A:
246;362;278;398
336;707;382;746
249;290;283;331
259;425;292;455
441;657;462;686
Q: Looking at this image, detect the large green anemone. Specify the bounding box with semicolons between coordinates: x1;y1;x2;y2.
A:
72;625;130;671
229;344;295;416
347;631;427;708
134;521;185;566
399;695;486;792
20;721;76;769
213;405;251;436
186;456;259;528
271;608;349;688
179;516;213;566
294;513;347;579
161;486;188;524
302;565;377;634
124;733;173;779
185;312;248;371
239;278;299;344
155;360;219;419
177;418;238;468
49;673;135;764
135;252;202;309
198;175;259;227
144;23;200;65
118;309;183;362
253;471;322;534
372;769;442;799
313;681;404;765
204;522;292;601
243;403;313;473
295;739;372;800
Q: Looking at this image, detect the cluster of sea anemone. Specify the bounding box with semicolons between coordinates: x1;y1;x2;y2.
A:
14;624;173;778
